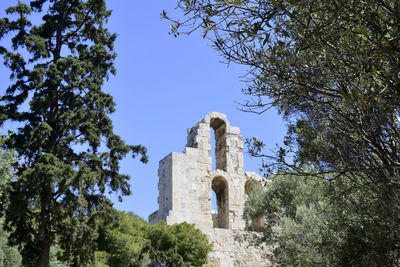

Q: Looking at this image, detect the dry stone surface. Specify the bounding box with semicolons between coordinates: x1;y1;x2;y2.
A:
149;112;271;266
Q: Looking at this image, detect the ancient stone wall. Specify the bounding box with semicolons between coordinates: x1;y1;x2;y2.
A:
149;112;271;266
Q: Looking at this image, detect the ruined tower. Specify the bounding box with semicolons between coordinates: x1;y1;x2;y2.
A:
149;112;270;266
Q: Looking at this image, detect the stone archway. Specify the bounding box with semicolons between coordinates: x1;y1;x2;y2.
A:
210;118;227;171
212;176;229;229
244;179;262;197
244;179;264;229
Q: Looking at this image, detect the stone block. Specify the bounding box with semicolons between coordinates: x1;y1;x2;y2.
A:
148;112;271;266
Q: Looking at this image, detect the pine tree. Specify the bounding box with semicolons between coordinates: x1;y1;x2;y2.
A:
0;1;147;266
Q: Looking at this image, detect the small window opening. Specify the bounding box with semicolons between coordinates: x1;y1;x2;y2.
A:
212;176;229;229
210;118;227;171
210;129;216;170
211;190;218;211
211;190;218;227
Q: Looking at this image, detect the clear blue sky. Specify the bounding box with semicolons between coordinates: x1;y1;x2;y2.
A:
0;1;286;219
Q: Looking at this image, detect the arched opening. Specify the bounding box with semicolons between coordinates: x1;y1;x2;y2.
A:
244;179;264;229
210;118;227;171
212;176;229;229
211;190;218;227
210;128;216;170
244;179;262;197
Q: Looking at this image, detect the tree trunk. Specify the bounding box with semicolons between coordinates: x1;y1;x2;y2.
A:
39;241;50;267
39;185;52;267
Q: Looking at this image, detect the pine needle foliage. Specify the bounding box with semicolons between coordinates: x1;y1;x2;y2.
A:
0;1;147;266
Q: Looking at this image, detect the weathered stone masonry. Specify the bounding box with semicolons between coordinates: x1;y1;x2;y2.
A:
149;112;270;266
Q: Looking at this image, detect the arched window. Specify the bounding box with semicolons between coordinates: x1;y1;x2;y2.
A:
210;118;227;171
244;179;264;229
244;179;262;198
211;176;229;229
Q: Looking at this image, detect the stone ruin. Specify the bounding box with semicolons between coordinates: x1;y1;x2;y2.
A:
149;112;271;266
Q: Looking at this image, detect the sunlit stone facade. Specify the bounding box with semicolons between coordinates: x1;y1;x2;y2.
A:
149;112;271;266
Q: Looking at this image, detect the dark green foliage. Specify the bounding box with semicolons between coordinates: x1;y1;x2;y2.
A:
0;1;147;266
0;218;22;267
0;137;66;267
245;174;400;266
0;136;15;201
96;211;150;267
145;221;212;267
0;137;22;267
48;246;68;267
96;211;213;267
244;174;332;266
0;227;69;267
168;0;400;265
